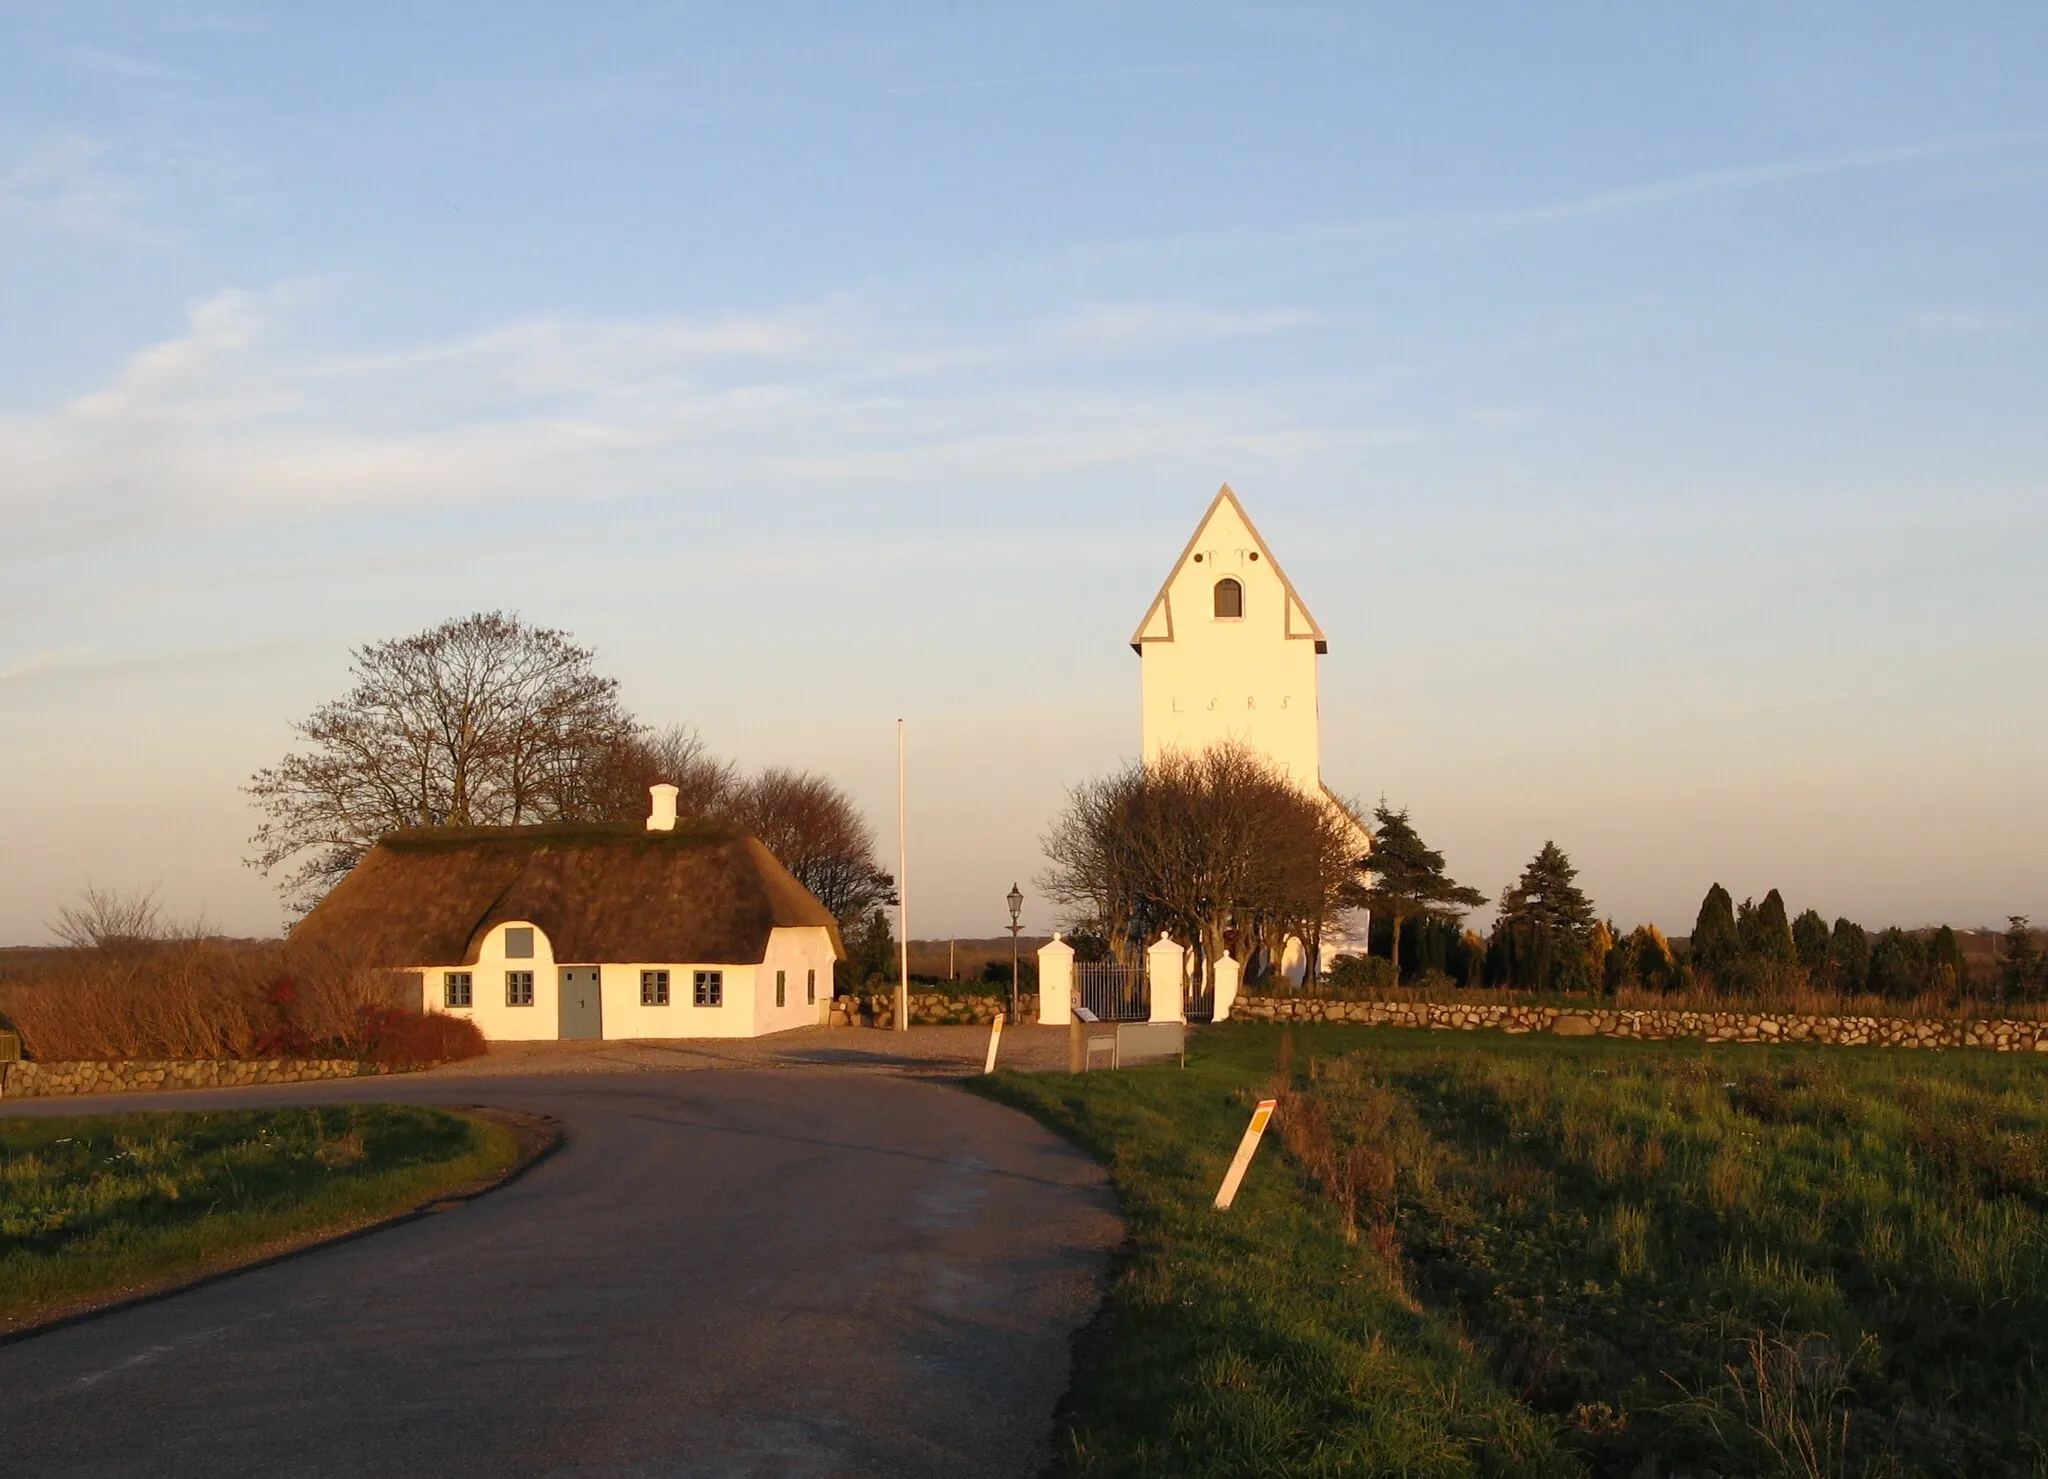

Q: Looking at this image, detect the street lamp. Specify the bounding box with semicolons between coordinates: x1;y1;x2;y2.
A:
1006;883;1025;1023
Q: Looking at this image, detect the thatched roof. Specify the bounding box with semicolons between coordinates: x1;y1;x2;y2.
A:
290;821;845;968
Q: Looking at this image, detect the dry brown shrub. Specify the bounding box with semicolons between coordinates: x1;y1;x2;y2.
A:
0;937;417;1062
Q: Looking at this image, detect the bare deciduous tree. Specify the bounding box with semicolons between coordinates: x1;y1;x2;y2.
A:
581;724;741;824
246;613;633;910
1039;743;1362;991
724;767;896;929
46;883;166;951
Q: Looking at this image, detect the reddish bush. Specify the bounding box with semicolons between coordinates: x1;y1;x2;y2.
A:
353;1006;486;1066
251;974;320;1059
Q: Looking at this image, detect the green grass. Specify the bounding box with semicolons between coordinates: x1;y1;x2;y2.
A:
976;1034;1569;1478
977;1024;2048;1478
0;1104;523;1331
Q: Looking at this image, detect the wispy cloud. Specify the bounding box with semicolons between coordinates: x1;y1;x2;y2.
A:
0;285;1408;561
0;646;100;685
1086;130;2048;264
0;132;172;244
66;46;186;82
1907;308;2022;336
885;63;1197;96
1466;133;2042;230
1049;303;1315;354
0;640;302;690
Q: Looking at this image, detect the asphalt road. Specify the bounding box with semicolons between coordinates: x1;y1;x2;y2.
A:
0;1071;1120;1478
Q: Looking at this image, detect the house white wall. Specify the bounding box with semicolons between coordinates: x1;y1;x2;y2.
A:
754;926;839;1035
424;919;560;1042
598;961;757;1039
416;920;839;1041
1137;493;1324;787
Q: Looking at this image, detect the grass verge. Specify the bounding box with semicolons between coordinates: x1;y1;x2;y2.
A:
0;1103;535;1337
978;1023;2048;1478
974;1035;1569;1478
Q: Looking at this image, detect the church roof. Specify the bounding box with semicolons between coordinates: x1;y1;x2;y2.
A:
1130;484;1329;654
289;821;846;968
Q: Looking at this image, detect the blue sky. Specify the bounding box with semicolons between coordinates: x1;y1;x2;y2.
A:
2;2;2044;944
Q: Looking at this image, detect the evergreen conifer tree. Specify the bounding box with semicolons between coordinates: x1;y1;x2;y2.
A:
1755;889;1796;962
2000;916;2040;1003
1931;925;1966;994
1490;841;1598;992
1867;928;1924;999
1792;909;1831;973
1692;883;1737;971
1348;803;1485;982
1830;918;1870;994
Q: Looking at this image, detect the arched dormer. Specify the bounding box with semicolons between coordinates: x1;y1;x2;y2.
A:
1213;577;1243;619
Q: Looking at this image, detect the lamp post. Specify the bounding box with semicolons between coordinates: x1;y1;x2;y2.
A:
1006;883;1025;1023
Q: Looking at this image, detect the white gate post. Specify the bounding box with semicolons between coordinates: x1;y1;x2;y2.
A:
1037;933;1075;1026
1212;952;1241;1022
1147;934;1187;1024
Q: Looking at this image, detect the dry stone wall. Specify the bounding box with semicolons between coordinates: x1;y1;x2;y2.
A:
828;992;1037;1030
0;1057;369;1098
1234;996;2048;1052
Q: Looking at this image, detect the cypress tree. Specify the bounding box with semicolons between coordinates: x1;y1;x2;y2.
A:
2000;916;2040;1003
1756;889;1796;962
1830;919;1870;994
1867;928;1924;999
1931;925;1966;993
1692;883;1737;971
1792;909;1832;973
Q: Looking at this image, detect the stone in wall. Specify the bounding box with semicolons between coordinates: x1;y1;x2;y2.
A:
823;992;1040;1030
0;1057;368;1099
1231;998;2048;1055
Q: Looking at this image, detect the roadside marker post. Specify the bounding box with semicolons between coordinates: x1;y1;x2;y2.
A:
1213;1098;1278;1211
983;1013;1005;1074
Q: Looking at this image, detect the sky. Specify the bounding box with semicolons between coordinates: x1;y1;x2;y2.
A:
2;2;2045;946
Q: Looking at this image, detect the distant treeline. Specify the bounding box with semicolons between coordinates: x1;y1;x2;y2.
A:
1340;868;2043;1007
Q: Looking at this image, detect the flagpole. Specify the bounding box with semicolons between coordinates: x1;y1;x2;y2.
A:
896;718;910;1034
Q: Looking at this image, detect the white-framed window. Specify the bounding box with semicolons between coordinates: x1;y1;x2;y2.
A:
776;969;786;1007
504;927;535;959
807;968;816;1005
641;969;670;1006
444;971;473;1008
693;970;723;1007
506;970;535;1006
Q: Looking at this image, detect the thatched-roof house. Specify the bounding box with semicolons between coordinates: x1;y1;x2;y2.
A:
290;786;844;1041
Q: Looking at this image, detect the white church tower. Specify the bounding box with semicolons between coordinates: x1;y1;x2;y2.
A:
1131;485;1331;789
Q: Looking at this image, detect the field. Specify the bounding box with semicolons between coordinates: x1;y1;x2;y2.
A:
978;1024;2048;1478
0;1104;524;1334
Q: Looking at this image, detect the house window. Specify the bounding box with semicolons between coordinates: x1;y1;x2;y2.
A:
693;970;723;1007
504;927;535;959
641;969;670;1006
807;968;816;1005
444;971;473;1008
776;969;786;1007
1213;578;1243;619
506;970;535;1006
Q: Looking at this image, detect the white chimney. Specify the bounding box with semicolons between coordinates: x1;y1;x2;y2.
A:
646;783;679;832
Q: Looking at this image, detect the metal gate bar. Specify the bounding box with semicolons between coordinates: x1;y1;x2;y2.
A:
1074;962;1149;1021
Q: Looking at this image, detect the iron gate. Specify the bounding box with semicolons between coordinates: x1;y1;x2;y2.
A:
1075;961;1149;1021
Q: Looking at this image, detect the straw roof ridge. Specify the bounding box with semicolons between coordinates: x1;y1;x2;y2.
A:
291;822;843;968
380;817;736;852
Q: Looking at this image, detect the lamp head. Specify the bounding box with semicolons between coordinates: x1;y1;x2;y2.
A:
1007;883;1023;924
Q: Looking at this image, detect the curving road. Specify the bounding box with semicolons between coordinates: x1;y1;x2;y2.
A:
0;1069;1119;1477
